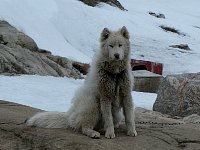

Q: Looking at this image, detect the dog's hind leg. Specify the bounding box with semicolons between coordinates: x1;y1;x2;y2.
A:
80;107;101;138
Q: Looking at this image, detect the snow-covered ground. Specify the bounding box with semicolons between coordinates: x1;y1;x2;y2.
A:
0;0;200;74
0;0;199;110
0;75;156;111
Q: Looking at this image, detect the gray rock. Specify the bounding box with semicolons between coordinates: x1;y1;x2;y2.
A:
149;12;166;19
80;0;126;11
0;20;38;51
1;100;200;150
183;114;200;123
0;21;81;78
153;73;200;117
135;107;184;124
170;44;191;50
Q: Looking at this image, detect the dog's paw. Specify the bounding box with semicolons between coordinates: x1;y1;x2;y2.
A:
105;132;115;139
91;132;100;139
127;129;137;137
105;127;115;139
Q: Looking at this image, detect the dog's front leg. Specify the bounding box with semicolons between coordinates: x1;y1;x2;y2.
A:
100;99;115;139
119;70;137;136
122;94;137;137
98;69;116;139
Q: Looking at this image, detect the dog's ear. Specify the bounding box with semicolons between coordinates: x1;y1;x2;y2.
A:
101;28;110;42
121;26;129;39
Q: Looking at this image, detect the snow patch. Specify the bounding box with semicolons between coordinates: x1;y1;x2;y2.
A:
0;75;156;111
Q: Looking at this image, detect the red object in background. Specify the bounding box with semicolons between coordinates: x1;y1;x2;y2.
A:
131;59;163;75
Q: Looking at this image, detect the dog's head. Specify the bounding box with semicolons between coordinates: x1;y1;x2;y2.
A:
100;26;130;61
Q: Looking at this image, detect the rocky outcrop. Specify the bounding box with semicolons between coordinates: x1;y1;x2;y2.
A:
72;61;90;75
80;0;126;11
160;25;186;36
153;73;200;117
170;44;191;50
0;21;81;78
149;12;165;19
1;100;200;150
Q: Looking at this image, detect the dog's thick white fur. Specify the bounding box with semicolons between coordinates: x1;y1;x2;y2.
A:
27;26;137;139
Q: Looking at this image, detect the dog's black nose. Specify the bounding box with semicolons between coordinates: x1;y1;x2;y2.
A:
114;53;119;59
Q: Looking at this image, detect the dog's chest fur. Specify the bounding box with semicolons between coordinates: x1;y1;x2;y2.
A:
102;60;127;74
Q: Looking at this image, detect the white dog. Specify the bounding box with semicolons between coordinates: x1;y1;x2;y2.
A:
27;26;137;139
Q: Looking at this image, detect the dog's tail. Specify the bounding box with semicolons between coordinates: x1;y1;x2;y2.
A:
26;111;69;128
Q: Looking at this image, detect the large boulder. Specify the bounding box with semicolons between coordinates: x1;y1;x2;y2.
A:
153;73;200;117
0;21;81;78
0;21;38;51
1;100;200;150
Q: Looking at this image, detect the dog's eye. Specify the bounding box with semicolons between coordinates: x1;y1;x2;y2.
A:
109;45;114;48
119;44;122;47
